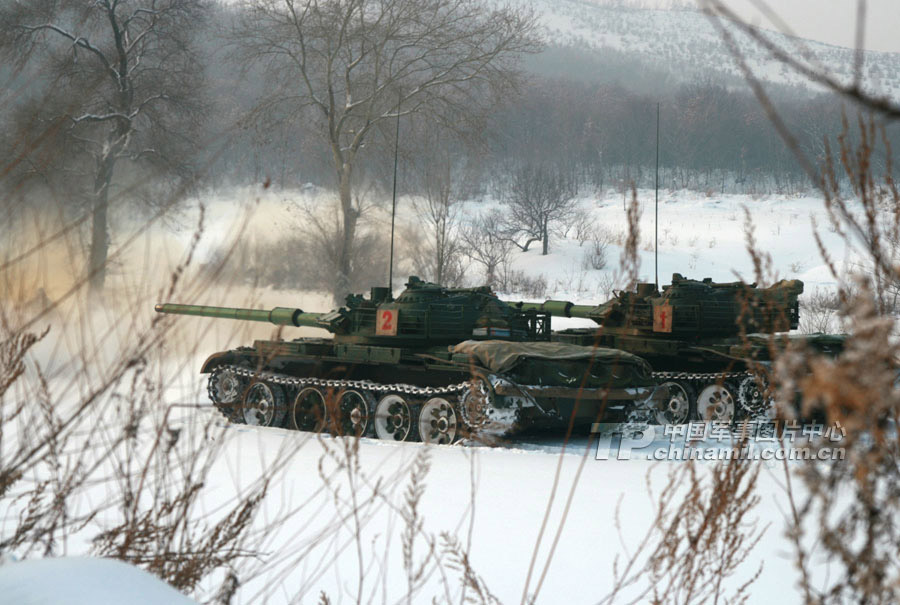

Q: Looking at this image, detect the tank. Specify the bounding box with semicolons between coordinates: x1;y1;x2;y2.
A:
512;273;845;425
155;276;667;442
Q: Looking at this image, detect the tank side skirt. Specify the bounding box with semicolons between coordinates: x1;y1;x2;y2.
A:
216;363;470;397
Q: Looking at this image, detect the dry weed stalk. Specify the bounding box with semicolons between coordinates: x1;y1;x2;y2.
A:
818;115;900;315
89;370;273;594
708;16;900;591
401;447;432;604
702;0;900;121
442;532;501;605
759;111;900;602
774;278;900;604
600;455;764;605
310;436;471;605
0;205;311;602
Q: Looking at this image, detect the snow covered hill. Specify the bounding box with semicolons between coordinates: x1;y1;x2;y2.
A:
520;0;900;99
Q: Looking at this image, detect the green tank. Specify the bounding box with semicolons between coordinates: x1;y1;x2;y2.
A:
513;273;845;425
155;276;666;442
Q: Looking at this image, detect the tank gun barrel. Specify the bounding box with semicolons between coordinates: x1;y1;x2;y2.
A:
515;300;599;321
154;303;326;328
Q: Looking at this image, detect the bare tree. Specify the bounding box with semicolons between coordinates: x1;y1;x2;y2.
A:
1;0;207;292
502;163;577;255
230;0;540;300
460;209;511;287
290;188;388;295
412;152;465;286
798;287;842;334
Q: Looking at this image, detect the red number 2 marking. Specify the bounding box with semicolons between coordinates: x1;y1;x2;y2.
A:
381;311;393;331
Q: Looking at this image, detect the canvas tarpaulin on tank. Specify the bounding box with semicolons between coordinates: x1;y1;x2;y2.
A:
450;340;646;374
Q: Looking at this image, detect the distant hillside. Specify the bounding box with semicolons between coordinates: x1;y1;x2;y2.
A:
518;0;900;99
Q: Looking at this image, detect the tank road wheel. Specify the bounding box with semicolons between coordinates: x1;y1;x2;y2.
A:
208;366;246;421
291;387;328;432
738;375;772;418
333;389;374;437
696;383;737;424
374;394;418;442
418;397;460;445
242;382;286;427
656;381;696;425
459;375;495;431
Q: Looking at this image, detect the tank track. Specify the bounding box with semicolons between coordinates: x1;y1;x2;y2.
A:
651;370;772;419
651;370;749;381
214;364;469;397
208;364;519;438
210;366;770;429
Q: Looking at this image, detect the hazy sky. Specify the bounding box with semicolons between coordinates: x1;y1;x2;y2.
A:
668;0;900;53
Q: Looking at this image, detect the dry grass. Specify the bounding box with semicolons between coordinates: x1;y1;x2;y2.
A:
600;454;763;605
0;196;497;602
0;200;304;598
766;118;900;603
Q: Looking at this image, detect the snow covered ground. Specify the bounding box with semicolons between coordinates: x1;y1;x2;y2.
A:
200;411;848;603
163;184;854;299
3;184;862;603
172;416;806;604
0;557;196;605
497;190;850;300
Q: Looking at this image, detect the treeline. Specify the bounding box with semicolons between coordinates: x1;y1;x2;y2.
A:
219;74;898;198
484;75;894;196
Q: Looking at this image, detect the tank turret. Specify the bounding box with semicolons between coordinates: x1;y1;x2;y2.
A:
156;276;550;346
515;273;803;338
156;276;666;441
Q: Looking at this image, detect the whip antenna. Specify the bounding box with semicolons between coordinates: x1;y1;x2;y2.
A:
655;102;660;291
388;91;401;295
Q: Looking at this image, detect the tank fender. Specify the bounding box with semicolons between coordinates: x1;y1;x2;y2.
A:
199;350;252;374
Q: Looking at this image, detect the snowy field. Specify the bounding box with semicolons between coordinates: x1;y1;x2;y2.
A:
4;185;862;603
165;184;853;299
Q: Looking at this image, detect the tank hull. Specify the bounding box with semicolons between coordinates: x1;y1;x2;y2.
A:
201;337;667;439
548;328;844;424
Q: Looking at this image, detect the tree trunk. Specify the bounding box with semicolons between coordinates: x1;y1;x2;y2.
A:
435;237;444;285
335;164;357;303
88;158;115;293
542;218;549;255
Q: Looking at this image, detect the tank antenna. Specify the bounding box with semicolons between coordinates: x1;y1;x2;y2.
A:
389;91;401;296
654;102;660;291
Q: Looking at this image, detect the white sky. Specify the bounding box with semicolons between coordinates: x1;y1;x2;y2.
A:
671;0;900;53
